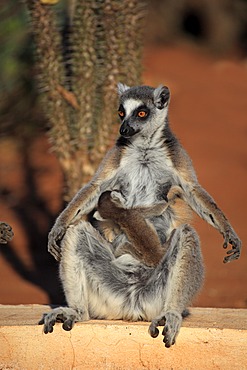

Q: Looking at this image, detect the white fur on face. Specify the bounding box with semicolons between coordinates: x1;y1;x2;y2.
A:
123;99;143;118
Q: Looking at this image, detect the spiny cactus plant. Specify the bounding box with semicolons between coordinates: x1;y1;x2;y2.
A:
0;222;14;244
25;0;146;200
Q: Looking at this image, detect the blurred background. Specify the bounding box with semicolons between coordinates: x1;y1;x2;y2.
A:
0;0;246;307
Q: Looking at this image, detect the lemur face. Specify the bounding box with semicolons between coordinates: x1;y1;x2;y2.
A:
117;84;170;138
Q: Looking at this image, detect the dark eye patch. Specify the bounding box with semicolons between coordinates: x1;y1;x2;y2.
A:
118;104;125;119
133;105;150;119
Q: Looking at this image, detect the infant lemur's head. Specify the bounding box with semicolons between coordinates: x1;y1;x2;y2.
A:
117;84;170;138
98;191;124;221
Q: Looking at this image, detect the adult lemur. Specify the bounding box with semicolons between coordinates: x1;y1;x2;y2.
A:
40;84;241;348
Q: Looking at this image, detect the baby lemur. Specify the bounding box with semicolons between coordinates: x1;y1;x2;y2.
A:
97;186;189;267
40;83;242;348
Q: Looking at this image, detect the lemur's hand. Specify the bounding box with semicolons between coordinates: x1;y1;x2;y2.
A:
110;190;127;208
167;185;183;204
0;222;14;244
48;223;66;261
223;230;241;263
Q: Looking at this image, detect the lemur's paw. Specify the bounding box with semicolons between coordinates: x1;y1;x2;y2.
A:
110;191;126;208
48;225;66;261
39;307;79;334
223;230;242;263
152;201;169;216
167;186;183;203
0;222;14;244
149;310;182;348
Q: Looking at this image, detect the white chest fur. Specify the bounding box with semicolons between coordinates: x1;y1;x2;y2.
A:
117;144;173;207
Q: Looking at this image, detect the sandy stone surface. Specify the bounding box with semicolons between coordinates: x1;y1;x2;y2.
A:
0;305;246;370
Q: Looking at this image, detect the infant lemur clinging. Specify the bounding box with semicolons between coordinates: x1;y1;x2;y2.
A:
96;185;191;267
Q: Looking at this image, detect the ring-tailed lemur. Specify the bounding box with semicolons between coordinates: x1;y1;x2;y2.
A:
40;84;241;348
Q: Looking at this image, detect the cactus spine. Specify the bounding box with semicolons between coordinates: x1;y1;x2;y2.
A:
25;0;146;199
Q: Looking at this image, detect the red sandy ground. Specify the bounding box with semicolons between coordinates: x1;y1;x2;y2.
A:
0;44;246;308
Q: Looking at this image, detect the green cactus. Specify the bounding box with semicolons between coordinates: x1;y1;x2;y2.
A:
25;0;146;200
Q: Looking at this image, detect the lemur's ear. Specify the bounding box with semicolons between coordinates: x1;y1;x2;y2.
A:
117;83;130;95
153;85;170;109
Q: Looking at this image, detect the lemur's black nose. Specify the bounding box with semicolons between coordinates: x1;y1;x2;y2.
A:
120;122;136;137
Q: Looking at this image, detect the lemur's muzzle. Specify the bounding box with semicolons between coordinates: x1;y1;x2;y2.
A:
120;121;137;138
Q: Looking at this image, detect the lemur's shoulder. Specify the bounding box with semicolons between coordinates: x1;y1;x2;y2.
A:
162;123;197;183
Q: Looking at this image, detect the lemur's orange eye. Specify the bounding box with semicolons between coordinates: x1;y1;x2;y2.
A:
118;111;125;117
138;111;147;118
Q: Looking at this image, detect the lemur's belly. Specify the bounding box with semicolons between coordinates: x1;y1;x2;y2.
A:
117;160;173;208
115;164;173;245
100;149;178;244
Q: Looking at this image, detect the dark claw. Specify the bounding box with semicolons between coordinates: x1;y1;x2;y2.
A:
150;326;159;338
38;318;44;325
63;319;74;331
46;325;51;334
223;252;240;264
149;323;158;337
48;242;61;261
158;318;166;326
163;334;172;348
49;326;54;334
162;324;169;335
223;241;228;249
47;321;55;334
44;327;48;334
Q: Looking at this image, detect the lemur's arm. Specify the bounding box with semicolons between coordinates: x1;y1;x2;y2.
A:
176;153;241;263
109;190;169;217
184;183;241;263
48;147;120;261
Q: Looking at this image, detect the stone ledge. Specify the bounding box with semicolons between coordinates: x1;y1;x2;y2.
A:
0;305;246;370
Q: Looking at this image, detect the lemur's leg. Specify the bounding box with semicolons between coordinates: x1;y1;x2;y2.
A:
40;221;128;333
110;190;168;217
40;224;95;333
113;218;163;263
148;225;204;347
40;220;158;333
40;221;203;349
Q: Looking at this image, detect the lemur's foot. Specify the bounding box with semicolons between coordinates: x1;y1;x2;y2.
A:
223;230;242;263
0;222;14;244
110;190;127;208
149;310;182;348
115;242;134;258
167;186;183;204
39;307;88;334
